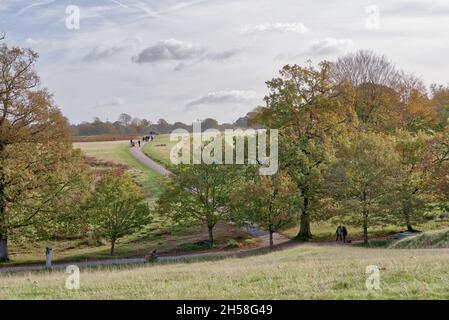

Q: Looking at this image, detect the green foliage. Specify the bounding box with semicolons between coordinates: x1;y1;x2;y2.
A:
255;61;356;239
87;172;151;255
322;131;402;243
230;170;300;248
155;163;242;246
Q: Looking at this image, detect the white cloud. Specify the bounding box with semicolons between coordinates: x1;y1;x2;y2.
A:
83;45;125;62
241;22;309;34
132;38;205;63
308;38;354;55
93;97;125;109
186;90;259;110
132;38;240;65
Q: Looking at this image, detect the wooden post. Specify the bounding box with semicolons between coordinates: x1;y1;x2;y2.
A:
46;247;52;269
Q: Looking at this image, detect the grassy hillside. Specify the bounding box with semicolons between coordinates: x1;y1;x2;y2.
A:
0;141;250;267
391;229;449;249
2;245;449;299
74;140;163;198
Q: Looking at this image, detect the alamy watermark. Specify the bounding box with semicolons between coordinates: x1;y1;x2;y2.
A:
65;265;80;290
169;122;278;175
365;5;381;30
65;5;80;30
365;265;381;291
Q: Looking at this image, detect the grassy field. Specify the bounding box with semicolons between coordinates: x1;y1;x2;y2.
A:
142;134;176;167
2;245;449;299
391;228;449;249
74;140;162;198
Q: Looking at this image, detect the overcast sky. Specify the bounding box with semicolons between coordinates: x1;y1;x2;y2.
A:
1;0;449;124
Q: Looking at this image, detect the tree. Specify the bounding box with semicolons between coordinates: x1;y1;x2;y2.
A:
155;163;240;247
394;130;434;231
256;61;355;240
0;42;90;261
87;172;151;256
230;171;299;249
118;113;132;127
323;131;401;245
332;50;402;128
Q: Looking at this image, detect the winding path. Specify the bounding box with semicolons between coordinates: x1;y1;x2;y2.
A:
129;142;170;176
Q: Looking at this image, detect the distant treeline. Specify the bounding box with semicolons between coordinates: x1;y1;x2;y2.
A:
70;110;262;137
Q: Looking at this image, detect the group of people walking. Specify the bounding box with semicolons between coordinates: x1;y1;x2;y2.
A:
130;139;141;147
130;135;153;148
336;225;348;243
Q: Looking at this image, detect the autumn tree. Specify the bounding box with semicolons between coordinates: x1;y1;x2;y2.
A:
230;171;299;249
332;50;402;129
87;173;151;256
394;130;434;231
256;61;355;240
0;41;90;261
323;132;401;245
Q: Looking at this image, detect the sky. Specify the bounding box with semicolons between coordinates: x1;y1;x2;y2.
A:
1;0;449;124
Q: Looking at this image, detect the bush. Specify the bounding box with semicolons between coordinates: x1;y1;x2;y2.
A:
225;239;241;249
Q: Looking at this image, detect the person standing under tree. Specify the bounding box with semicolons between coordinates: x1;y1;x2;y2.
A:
336;226;342;242
341;226;348;243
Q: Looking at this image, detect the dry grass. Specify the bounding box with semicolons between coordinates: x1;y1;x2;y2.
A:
2;245;449;299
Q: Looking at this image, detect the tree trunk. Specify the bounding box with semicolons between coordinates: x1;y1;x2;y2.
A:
405;213;416;232
269;230;274;250
363;212;369;246
0;233;8;262
208;226;214;248
0;184;8;261
110;238;116;256
296;189;312;240
297;212;312;240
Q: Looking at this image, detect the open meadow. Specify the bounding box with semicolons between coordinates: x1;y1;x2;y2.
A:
2;245;449;299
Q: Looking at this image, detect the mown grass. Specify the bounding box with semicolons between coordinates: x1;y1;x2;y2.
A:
391;228;449;249
141;134;177;167
2;245;449;299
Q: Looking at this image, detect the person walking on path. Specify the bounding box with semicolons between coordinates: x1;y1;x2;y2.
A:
336;226;342;242
341;226;348;243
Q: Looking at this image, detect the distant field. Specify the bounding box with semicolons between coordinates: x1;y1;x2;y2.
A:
72;135;140;143
2;245;449;299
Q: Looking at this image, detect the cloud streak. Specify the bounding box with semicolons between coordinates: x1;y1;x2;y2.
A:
307;38;354;55
132;39;240;65
185;90;259;110
241;22;308;34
